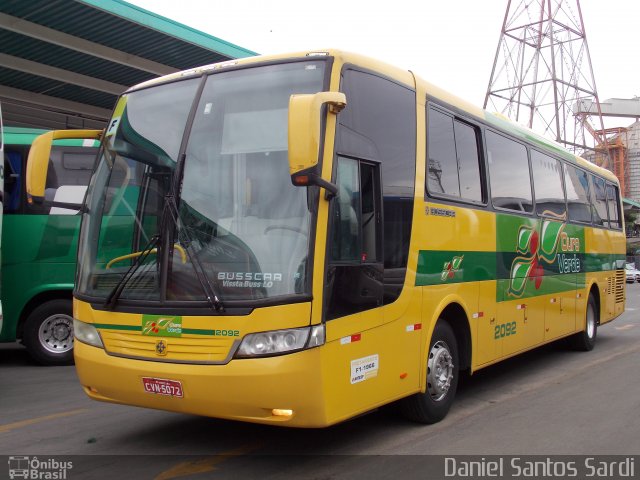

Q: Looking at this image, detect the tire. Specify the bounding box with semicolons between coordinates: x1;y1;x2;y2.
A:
22;299;75;366
568;294;598;351
400;321;459;424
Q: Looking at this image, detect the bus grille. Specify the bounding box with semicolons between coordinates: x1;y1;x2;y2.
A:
100;331;238;364
615;269;625;304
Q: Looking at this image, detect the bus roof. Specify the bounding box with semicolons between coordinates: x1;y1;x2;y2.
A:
125;49;414;93
2;126;100;147
125;49;619;185
0;0;256;130
3;126;49;145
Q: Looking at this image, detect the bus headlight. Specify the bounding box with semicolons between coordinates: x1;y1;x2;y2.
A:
73;319;104;349
236;324;324;358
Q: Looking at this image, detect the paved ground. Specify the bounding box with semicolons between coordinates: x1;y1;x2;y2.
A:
1;285;639;479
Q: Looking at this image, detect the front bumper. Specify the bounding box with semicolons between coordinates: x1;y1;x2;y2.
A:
75;340;328;427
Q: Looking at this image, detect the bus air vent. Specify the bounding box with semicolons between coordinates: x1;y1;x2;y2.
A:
615;269;625;304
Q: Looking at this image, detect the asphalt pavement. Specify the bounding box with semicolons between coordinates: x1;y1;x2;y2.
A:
1;285;639;479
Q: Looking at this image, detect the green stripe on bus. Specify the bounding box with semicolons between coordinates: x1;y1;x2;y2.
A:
182;328;216;335
94;324;216;336
416;250;625;286
416;250;496;285
94;323;140;331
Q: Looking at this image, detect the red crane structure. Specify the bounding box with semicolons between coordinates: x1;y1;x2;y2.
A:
574;97;640;199
484;0;608;160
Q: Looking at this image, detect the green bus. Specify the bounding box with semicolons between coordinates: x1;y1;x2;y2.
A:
1;127;100;365
0;105;4;331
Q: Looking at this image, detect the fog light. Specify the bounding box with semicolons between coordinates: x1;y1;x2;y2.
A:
272;409;293;417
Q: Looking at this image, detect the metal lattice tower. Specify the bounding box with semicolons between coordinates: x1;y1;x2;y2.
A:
484;0;607;157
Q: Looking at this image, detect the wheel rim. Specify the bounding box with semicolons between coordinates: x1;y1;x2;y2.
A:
586;301;596;339
38;314;74;354
427;340;454;402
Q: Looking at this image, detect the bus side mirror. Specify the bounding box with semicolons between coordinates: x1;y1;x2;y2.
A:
26;129;102;207
288;92;346;198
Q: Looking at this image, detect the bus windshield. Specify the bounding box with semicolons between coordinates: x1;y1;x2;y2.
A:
77;61;327;305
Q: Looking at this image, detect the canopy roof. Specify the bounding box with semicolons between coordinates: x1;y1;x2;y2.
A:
0;0;256;130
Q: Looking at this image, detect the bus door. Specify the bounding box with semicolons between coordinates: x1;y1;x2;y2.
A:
322;156;386;417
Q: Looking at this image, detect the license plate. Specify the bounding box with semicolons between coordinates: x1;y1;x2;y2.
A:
142;377;183;398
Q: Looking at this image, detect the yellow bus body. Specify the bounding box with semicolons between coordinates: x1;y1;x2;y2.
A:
73;49;625;427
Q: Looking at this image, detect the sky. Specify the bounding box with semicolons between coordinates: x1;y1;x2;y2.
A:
127;0;639;117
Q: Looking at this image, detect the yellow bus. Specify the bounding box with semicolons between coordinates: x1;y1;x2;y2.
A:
27;50;625;427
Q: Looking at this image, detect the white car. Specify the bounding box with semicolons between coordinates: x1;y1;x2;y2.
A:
625;264;640;283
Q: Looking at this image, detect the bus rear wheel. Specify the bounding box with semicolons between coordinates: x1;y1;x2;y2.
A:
400;321;459;424
23;299;75;366
568;294;598;351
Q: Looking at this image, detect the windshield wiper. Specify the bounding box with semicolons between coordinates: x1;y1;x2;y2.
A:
165;194;225;312
104;233;161;309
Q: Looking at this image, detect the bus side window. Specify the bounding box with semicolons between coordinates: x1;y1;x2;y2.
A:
3;149;22;213
427;107;483;203
332;157;360;261
530;150;566;219
564;164;591;224
338;68;416;305
486;131;533;213
590;175;608;227
606;183;622;229
36;146;96;215
326;156;383;320
427;109;458;196
331;157;381;263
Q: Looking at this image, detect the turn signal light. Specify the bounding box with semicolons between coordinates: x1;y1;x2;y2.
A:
292;175;310;186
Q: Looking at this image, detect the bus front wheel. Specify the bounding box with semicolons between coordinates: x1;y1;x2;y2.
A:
23;299;75;366
400;321;459;424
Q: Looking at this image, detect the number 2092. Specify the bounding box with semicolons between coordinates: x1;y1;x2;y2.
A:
495;321;517;339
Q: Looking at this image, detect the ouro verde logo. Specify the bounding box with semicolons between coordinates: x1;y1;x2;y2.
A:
141;315;182;337
440;255;464;282
441;255;464;282
508;219;581;297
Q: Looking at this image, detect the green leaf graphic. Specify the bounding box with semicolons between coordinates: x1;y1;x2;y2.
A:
540;220;563;258
517;227;534;253
509;259;532;296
